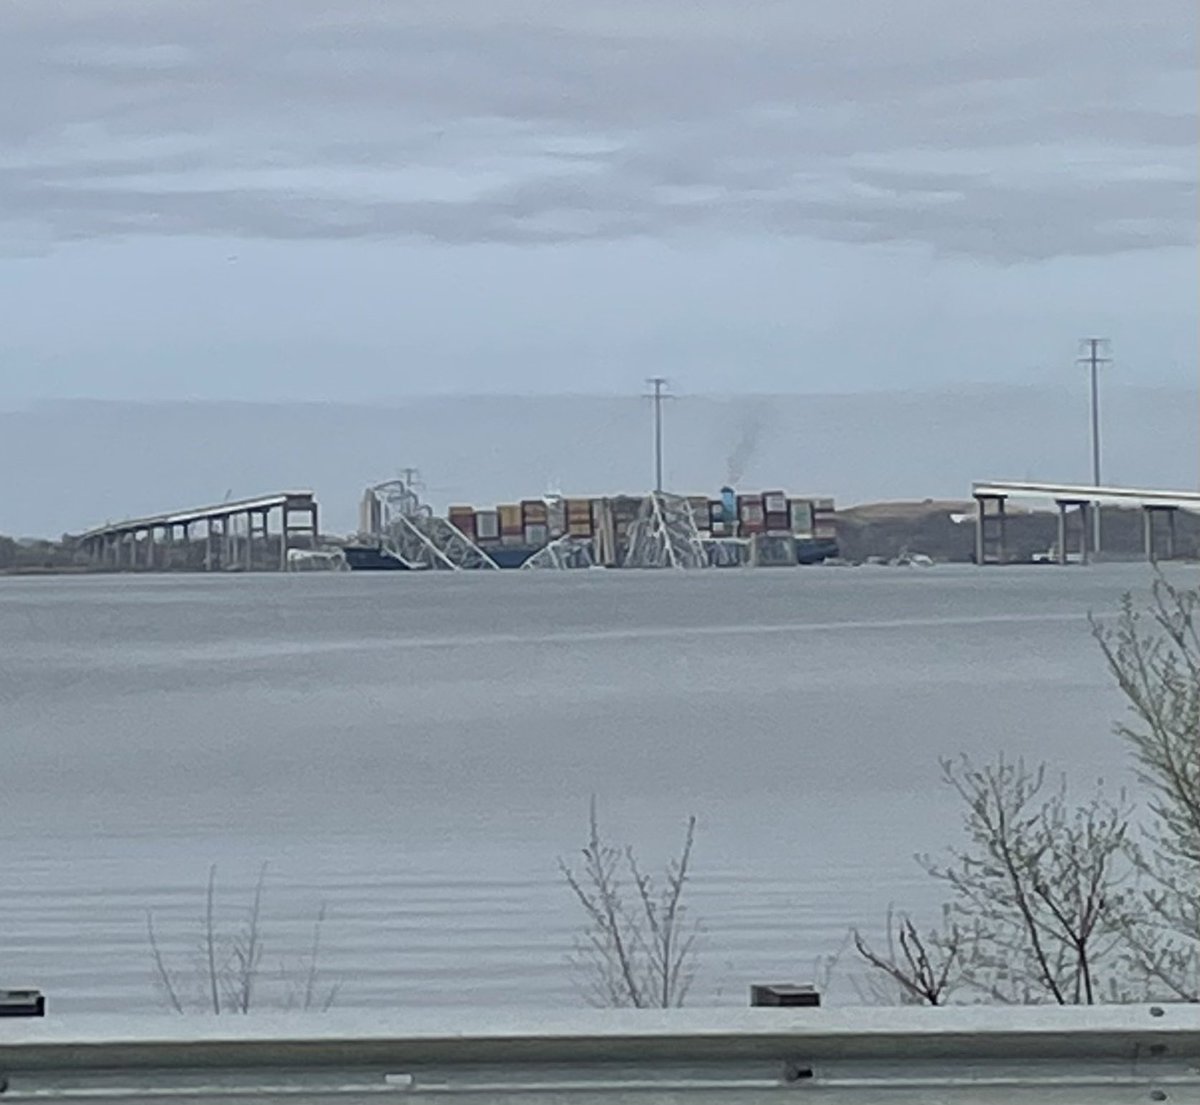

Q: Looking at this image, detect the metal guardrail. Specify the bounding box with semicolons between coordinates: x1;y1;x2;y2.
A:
0;1005;1196;1102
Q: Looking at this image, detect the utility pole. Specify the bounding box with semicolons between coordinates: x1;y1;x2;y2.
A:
1077;338;1111;553
645;377;669;493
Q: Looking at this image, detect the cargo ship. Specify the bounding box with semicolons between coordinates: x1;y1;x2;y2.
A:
350;479;838;570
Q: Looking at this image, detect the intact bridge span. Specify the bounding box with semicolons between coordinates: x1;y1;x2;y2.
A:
77;491;319;572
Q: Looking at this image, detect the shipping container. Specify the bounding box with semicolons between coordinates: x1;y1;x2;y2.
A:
498;504;523;536
566;497;594;536
475;510;500;541
789;499;814;536
611;496;643;522
524;524;549;547
764;512;790;533
447;507;477;539
812;498;837;539
763;491;788;515
739;496;764;535
521;500;548;525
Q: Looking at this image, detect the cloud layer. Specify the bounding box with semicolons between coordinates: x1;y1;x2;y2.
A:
3;1;1195;259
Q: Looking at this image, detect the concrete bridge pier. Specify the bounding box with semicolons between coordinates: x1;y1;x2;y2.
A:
973;493;1007;564
281;499;320;568
1054;499;1091;565
1143;505;1177;563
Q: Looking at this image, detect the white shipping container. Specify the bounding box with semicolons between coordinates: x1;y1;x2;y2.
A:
475;511;500;540
789;500;814;536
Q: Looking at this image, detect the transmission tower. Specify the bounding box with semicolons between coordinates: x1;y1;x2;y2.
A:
1077;338;1111;552
645;377;671;493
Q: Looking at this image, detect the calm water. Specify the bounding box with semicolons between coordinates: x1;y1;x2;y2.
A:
0;565;1156;1014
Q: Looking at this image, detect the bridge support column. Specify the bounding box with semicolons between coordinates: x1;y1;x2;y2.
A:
1143;506;1178;563
974;494;1007;564
1079;503;1091;565
305;502;320;549
241;511;252;571
1054;500;1092;565
253;510;269;572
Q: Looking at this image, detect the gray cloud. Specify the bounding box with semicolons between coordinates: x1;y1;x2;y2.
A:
1;0;1195;259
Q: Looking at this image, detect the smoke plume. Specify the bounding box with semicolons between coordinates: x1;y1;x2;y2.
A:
725;407;767;486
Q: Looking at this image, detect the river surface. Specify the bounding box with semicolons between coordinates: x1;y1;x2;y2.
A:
0;565;1158;1014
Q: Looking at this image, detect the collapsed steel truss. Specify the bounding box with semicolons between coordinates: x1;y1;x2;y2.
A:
366;477;499;571
521;535;598;570
622;492;707;570
360;480;722;572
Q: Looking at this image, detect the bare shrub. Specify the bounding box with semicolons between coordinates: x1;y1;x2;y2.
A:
147;864;337;1013
853;905;963;1006
855;757;1132;1004
1093;577;1200;1001
856;579;1200;1007
560;800;699;1008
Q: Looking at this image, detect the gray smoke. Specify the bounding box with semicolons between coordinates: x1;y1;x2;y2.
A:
725;407;767;486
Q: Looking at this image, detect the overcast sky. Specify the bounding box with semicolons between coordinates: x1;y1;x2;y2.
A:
0;0;1195;406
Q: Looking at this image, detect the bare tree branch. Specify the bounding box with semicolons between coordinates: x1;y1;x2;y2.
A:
146;912;183;1015
860;757;1132;1005
205;864;221;1015
853;906;962;1005
146;864;340;1014
561;802;700;1007
1092;577;1200;1001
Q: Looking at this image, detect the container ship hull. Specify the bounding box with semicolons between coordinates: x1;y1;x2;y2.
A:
342;545;413;571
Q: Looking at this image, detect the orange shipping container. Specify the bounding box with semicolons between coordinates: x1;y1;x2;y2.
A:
498;504;523;535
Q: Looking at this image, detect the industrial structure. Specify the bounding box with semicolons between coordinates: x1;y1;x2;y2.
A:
973;480;1199;564
76;491;320;572
348;472;838;571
